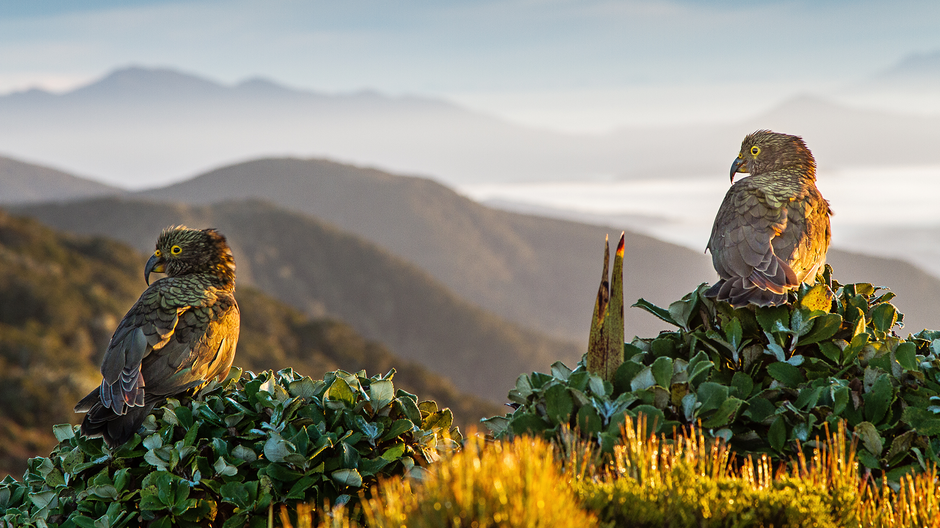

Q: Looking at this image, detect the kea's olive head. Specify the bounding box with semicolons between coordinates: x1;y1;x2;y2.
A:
145;226;235;286
731;130;815;182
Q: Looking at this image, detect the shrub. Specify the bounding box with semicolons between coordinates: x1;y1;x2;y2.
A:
486;265;940;481
0;367;460;527
284;417;940;527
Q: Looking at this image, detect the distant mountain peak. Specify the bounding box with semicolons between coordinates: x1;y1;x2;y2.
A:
875;50;940;81
67;65;227;100
234;77;312;97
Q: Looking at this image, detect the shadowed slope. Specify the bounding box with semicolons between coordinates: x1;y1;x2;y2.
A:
0;156;123;204
13;198;580;403
0;209;500;477
138;157;716;341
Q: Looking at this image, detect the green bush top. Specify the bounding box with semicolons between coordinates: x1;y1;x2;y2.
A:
487;267;940;482
0;367;460;528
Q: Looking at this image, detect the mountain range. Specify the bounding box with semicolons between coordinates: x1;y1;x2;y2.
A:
0;156;122;204
5;148;940;481
0;65;937;189
7;153;940;348
13;196;580;403
133;157;713;342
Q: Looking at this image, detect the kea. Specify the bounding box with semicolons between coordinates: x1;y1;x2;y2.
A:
75;226;240;447
705;130;832;307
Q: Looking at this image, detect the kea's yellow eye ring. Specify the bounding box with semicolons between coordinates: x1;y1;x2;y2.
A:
171;245;182;255
750;146;761;156
154;249;162;257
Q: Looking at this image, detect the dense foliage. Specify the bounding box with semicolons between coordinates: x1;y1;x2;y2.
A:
486;266;940;481
0;210;498;476
0;368;460;527
296;418;939;528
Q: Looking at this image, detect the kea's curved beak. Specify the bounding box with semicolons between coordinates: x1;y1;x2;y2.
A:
145;253;165;285
730;156;747;182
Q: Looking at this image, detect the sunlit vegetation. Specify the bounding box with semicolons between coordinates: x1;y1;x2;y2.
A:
275;418;939;528
6;211;940;526
0;368;461;527
0;210;498;477
488;253;940;482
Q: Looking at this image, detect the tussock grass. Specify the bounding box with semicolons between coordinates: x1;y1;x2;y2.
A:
359;432;598;528
280;417;940;528
577;416;858;527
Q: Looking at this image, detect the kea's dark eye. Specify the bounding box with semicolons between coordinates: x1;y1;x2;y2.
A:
171;245;182;255
750;146;761;156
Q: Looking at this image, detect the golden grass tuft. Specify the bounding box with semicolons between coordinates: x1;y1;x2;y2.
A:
577;415;860;527
359;431;599;528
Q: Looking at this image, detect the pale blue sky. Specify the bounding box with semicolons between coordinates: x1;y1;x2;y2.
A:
2;0;939;131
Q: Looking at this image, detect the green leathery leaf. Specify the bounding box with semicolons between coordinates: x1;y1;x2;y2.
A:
545;384;574;425
397;395;422;424
724;317;743;351
756;305;790;334
832;385;850;416
325;377;357;407
768;416;787;452
800;313;843;346
422;409;454;433
895;342;918;371
381;442;407;461
369;380;395;411
577;405;603;435
550;361;573;382
650;356;673;388
855;421;884;456
632;298;679;327
794;386;823;410
510;412;549;436
766;362;805;388
851;307;867;337
818;341;843;365
668;297;694;331
53;424;76;443
730;372;754;399
901;407;940;436
842;332;870;363
871;303;898;333
568;370;590;392
743;397;774;423
631;366;656;392
686;351;713;387
381;419;415;441
696;382;729;415
701;397;744;428
287;377;318;399
613;361;644;395
863;374;894;425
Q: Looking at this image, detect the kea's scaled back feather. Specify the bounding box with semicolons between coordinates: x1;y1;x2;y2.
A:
74;226;239;447
706;130;832;307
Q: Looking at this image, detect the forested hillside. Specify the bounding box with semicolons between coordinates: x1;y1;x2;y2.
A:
0;210;500;477
16;198;581;401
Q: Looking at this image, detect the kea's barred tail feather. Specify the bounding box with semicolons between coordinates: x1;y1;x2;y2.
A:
75;388;153;448
705;278;787;308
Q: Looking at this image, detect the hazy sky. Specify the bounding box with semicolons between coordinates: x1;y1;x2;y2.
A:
2;0;939;132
